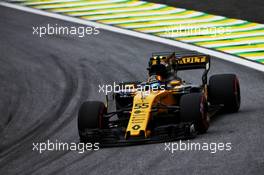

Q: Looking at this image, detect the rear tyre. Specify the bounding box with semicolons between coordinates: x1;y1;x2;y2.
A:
180;93;209;134
209;74;240;112
78;101;106;141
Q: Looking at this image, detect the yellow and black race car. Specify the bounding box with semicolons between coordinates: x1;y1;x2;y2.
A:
78;51;241;146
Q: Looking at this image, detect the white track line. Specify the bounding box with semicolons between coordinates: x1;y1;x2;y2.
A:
24;0;126;6
51;1;146;13
98;12;204;24
1;2;263;72
68;4;166;16
23;0;81;6
84;9;186;20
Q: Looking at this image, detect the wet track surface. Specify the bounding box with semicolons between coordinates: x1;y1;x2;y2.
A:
0;6;264;175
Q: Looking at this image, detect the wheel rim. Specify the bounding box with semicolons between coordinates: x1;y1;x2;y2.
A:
200;95;209;130
98;106;106;129
234;77;241;108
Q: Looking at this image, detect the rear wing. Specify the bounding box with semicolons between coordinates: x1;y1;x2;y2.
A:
176;54;210;71
150;51;211;85
151;51;210;71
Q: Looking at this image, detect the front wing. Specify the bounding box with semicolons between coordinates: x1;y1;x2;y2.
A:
80;123;196;147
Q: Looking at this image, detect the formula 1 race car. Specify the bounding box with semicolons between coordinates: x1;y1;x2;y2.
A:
78;51;241;146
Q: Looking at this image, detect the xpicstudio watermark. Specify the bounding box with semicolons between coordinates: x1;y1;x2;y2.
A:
32;140;100;154
32;24;100;37
164;140;232;154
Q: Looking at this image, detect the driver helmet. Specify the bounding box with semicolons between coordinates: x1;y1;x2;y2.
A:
148;75;164;90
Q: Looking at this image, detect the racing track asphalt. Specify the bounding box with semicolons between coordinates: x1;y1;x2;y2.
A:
0;6;264;175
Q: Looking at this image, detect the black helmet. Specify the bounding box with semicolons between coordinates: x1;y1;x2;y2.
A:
148;56;169;78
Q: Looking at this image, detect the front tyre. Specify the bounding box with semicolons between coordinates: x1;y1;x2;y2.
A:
78;101;106;142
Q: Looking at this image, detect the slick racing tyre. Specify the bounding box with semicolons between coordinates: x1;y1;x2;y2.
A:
180;93;209;134
209;74;241;112
78;101;106;141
